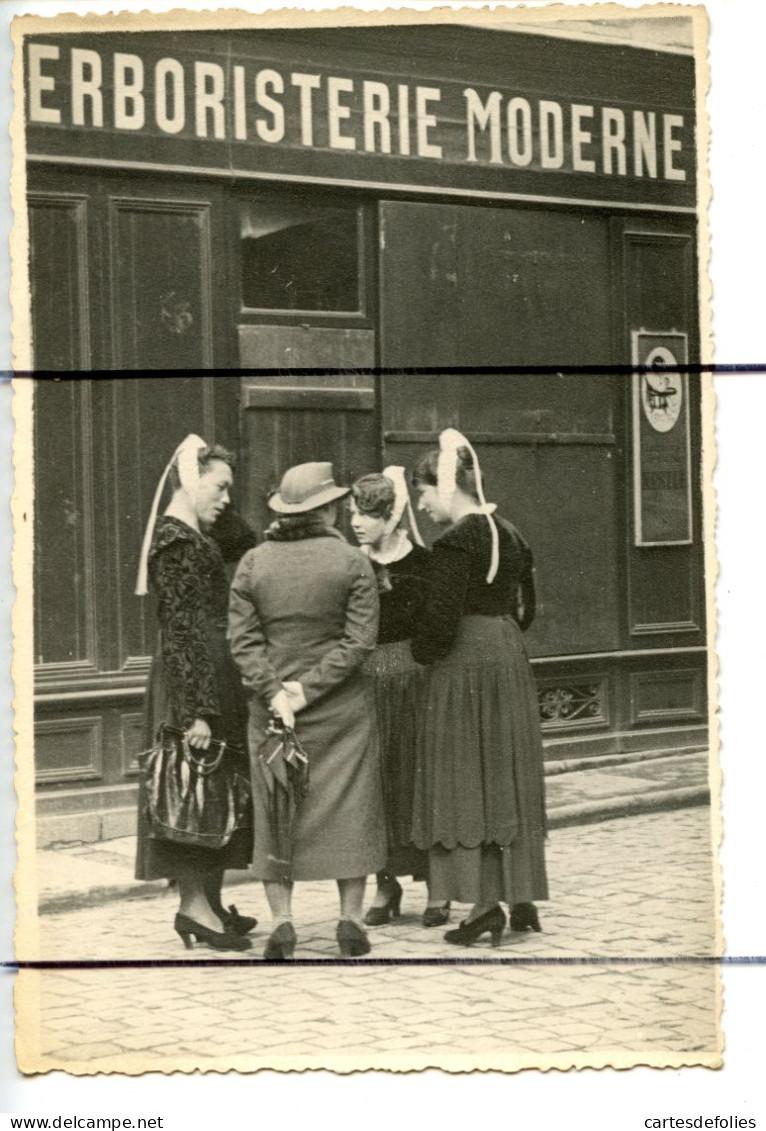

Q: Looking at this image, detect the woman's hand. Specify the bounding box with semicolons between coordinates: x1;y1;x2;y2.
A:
282;680;308;714
186;717;212;750
269;689;295;729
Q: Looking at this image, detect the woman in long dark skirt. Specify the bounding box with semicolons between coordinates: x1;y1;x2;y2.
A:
410;429;548;948
349;469;449;928
135;435;257;952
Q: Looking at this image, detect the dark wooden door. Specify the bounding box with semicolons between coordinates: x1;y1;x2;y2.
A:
233;189;379;537
377;199;706;758
377;199;622;658
614;217;704;647
27;166;237;370
28;167;242;791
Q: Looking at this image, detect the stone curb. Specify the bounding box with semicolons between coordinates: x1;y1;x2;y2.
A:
36;784;710;916
547;784;710;829
39;879;169;917
542;746;705;776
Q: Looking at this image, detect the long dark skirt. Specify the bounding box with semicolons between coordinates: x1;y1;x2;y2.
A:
412;615;548;906
135;642;252;882
365;641;428;880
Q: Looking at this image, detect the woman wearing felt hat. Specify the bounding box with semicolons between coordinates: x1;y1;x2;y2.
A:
409;429;548;948
134;435;258;952
228;462;386;960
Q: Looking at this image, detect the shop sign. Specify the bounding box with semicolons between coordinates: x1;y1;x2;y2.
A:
23;34;697;209
632;331;693;546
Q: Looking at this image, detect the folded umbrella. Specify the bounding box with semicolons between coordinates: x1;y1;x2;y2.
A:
257;718;310;882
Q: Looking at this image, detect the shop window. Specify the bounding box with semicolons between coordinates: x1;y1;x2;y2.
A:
239;196;365;315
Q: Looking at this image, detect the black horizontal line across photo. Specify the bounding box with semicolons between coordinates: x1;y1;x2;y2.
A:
1;956;756;971
7;363;766;381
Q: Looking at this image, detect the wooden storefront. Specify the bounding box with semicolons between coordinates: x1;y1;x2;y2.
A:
22;24;707;841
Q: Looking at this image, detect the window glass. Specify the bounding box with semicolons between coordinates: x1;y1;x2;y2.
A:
240;197;362;313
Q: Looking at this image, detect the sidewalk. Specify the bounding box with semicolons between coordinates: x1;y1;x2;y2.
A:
34;747;710;914
23;804;719;1069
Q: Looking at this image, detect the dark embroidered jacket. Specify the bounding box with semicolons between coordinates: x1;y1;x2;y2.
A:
411;513;536;666
149;516;231;727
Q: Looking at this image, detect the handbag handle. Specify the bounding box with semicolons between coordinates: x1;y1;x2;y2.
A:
159;724;234;776
185;738;226;776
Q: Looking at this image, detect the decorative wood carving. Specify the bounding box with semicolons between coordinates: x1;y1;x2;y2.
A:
537;675;609;731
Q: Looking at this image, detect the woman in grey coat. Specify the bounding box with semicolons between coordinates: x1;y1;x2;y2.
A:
228;462;386;960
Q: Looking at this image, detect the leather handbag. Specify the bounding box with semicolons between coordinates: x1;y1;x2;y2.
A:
139;724;252;849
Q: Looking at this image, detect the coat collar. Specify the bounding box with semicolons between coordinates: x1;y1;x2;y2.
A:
266;517;346;543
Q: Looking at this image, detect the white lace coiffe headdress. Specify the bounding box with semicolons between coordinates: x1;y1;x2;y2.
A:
135;433;207;596
437;428;499;584
382;465;425;546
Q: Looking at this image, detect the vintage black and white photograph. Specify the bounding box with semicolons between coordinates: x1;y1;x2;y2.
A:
10;3;719;1073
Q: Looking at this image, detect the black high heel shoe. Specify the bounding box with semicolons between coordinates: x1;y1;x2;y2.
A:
422;902;451;928
510;902;542;933
444;905;506;948
364;879;403;926
337;919;371;957
263;922;297;960
222;904;258;936
174;912;253;952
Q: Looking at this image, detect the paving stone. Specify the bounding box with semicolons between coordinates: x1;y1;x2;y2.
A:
19;807;721;1070
44;1041;126;1061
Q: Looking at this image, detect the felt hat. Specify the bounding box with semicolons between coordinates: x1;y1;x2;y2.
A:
268;462;350;514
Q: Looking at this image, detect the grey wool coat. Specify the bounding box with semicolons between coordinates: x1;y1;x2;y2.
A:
227;525;386;881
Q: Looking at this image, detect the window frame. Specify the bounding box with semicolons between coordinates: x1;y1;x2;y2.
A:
234;187;376;328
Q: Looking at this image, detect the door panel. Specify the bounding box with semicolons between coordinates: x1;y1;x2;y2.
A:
381;392;621;658
26;166;237;370
378;200;611;368
378;199;621;657
33;380;97;668
379;203;459;369
109;197;214;370
239;325;374;370
28;192;91;370
241;378;377;540
619;225;703;641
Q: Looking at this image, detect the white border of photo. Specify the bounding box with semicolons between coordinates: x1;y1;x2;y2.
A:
1;0;764;1120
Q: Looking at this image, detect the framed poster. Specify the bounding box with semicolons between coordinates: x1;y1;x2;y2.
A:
632;330;693;547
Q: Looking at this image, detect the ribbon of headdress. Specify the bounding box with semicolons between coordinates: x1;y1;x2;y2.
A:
382;465;425;546
436;428;499;584
135;433;207;596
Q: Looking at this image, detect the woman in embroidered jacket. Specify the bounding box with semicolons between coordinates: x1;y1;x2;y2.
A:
228;462;386;960
410;430;548;948
134;435;258;952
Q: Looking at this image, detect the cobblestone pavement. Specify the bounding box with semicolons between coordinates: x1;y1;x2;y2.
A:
17;808;720;1073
